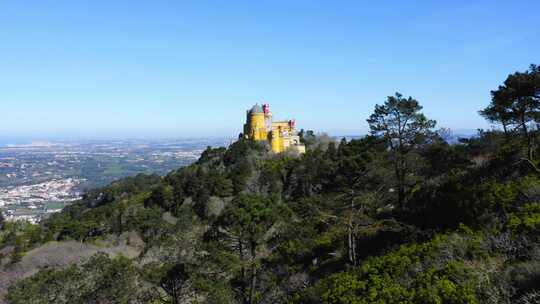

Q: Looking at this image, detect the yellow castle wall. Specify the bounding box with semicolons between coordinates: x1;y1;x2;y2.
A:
249;112;268;141
271;130;283;153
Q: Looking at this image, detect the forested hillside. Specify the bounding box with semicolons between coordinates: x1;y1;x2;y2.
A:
1;65;539;303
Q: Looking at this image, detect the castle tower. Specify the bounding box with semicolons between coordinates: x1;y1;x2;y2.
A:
245;104;268;141
271;128;283;153
263;103;273;131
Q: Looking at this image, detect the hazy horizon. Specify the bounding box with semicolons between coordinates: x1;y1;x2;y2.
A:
0;129;482;146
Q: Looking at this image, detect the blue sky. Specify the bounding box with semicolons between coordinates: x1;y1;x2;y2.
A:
0;1;538;139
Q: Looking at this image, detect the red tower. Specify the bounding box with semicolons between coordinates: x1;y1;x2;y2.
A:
262;104;270;115
288;119;296;129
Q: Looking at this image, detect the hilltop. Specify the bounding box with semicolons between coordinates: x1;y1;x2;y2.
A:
0;65;539;304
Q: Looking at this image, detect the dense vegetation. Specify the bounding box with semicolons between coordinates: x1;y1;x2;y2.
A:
1;65;539;303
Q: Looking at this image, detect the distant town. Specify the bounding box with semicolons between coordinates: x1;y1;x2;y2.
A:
0;138;231;223
0;178;82;223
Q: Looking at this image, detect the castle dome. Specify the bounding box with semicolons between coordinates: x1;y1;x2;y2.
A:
249;104;263;114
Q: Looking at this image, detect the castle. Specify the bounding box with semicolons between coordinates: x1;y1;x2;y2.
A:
243;103;306;154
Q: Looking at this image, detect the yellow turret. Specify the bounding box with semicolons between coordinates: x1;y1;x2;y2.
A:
271;129;283;153
244;104;268;141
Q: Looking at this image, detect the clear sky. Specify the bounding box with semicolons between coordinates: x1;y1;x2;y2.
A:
0;1;539;139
